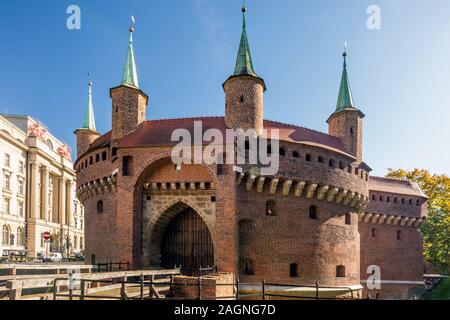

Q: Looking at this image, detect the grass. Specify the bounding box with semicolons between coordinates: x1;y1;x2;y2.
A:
423;278;450;300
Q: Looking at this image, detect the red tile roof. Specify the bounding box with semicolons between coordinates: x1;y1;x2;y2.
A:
88;117;350;156
369;176;428;198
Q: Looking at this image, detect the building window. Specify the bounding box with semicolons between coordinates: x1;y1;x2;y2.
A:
18;201;24;217
292;151;299;158
329;159;335;167
345;213;351;225
309;206;318;220
402;198;406;204
112;148;118;157
18;161;24;174
339;161;345;170
97;201;104;214
379;196;384;202
266;201;276;216
18;179;24;195
416;200;420;206
122;156;133;176
240;95;244;103
9;234;14;246
371;228;376;238
3;173;11;190
372;195;376;201
279;148;286;157
387;197;390;203
102;151;107;161
89;157;93;165
318;156;324;163
306;154;311;162
397;230;401;240
2;197;10;215
95;154;100;163
409;199;413;205
394;197;398;203
2;225;10;245
240;259;255;276
336;265;346;278
4;154;10;167
348;165;352;173
17;227;24;246
290;263;299;278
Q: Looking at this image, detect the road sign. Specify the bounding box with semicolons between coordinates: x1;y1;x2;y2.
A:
42;232;51;241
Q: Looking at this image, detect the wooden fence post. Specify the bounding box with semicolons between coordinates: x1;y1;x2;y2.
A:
80;280;85;301
315;281;319;301
262;280;266;300
140;274;144;300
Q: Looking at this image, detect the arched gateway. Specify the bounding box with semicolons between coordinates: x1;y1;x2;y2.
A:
161;207;214;270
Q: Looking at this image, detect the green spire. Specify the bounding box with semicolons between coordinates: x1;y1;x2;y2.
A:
121;18;139;88
335;51;356;112
233;5;257;77
82;82;97;131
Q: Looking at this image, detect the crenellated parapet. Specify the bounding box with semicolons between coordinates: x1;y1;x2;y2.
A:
235;169;369;211
76;174;117;203
359;212;426;228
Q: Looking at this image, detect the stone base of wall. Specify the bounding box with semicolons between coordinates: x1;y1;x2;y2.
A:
170;273;235;300
362;283;426;300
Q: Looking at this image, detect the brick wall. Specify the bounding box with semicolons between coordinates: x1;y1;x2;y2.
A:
224;75;265;134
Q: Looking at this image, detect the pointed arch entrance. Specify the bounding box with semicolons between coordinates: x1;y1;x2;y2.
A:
161;207;214;270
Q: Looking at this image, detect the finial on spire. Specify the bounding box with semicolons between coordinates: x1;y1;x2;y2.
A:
121;17;139;88
129;15;135;33
233;0;257;77
343;41;348;66
82;78;97;131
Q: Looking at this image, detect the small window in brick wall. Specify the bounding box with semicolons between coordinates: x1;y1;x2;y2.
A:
266;201;276;216
102;151;107;161
290;263;299;278
122;156;133;176
97;201;104;214
329;159;335;167
292;151;299;158
96;154;100;163
306;154;312;162
309;206;318;220
241;259;255;276
397;230;401;240
345;213;351;225
371;228;376;238
279;148;286;157
318;156;324;163
240;95;245;103
336;265;346;278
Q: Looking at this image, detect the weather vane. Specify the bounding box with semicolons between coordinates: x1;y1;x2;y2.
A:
130;15;135;32
242;0;247;13
87;72;92;86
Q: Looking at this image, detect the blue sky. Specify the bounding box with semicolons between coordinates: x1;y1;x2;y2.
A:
0;0;449;176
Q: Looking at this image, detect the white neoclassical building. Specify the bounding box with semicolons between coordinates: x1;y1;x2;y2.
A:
0;114;84;259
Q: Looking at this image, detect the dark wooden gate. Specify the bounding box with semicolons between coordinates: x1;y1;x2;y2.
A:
161;208;214;270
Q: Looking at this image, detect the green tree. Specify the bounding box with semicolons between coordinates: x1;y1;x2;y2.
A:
386;169;450;273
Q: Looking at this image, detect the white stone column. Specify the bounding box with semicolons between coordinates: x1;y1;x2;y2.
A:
65;180;73;227
29;162;40;219
40;167;49;221
58;177;66;225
